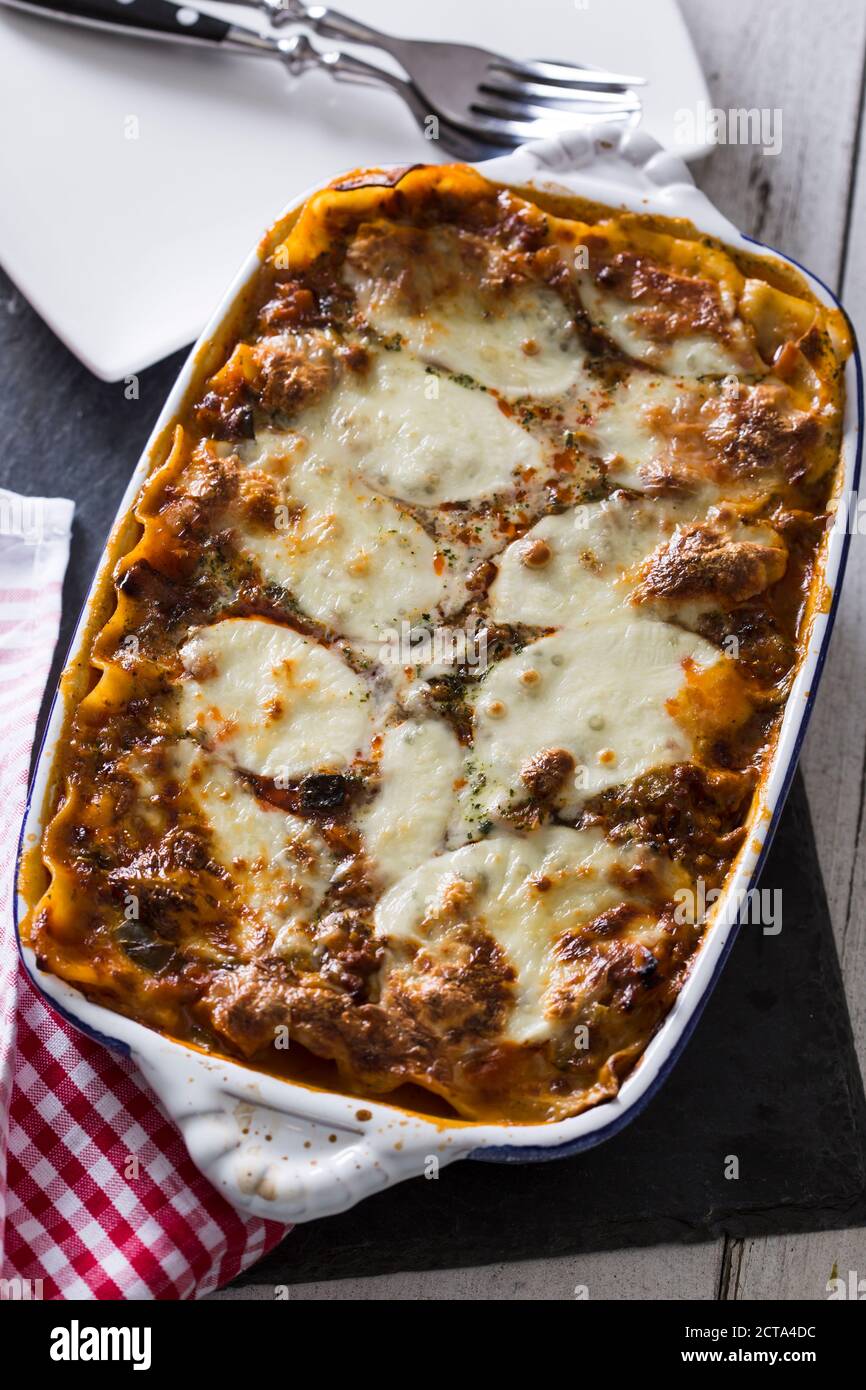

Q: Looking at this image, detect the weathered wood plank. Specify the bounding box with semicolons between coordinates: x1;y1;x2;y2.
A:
728;12;866;1310
724;1230;866;1300
680;0;866;284
682;0;866;1304
209;1243;724;1301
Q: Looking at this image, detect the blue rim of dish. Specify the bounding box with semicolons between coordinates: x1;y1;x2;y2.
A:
12;242;863;1167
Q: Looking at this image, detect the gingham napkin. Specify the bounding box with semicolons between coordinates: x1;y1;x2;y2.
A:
0;488;287;1299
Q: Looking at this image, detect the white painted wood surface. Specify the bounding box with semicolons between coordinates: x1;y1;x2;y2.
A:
213;1244;724;1301
215;0;866;1301
685;0;866;1305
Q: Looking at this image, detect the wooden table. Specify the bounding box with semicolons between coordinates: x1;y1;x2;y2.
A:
211;0;866;1301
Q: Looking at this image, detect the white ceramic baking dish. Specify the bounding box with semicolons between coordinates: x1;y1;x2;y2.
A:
15;125;862;1224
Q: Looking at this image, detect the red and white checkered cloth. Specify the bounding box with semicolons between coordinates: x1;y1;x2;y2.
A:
0;489;288;1298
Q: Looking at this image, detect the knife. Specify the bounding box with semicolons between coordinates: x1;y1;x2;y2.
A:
0;0;275;54
0;0;510;159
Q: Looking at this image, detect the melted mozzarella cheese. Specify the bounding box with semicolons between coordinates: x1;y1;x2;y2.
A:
359;719;462;885
589;372;691;491
490;496;684;626
375;826;678;1042
577;271;763;378
591;371;799;496
348;272;586;401
238;448;450;639
266;350;542;503
491;496;785;631
468;617;722;818
171;743;334;957
178;617;372;778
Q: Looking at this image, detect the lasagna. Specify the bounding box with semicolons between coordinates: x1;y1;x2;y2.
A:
25;165;850;1122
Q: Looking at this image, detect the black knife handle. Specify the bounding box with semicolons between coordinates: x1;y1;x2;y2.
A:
16;0;231;43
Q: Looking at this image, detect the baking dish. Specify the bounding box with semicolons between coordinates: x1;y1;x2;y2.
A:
15;125;862;1222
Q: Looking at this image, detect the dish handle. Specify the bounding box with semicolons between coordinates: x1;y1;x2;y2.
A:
133;1042;461;1223
477;122;743;244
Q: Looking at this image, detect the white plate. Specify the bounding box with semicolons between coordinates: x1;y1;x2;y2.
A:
0;0;710;380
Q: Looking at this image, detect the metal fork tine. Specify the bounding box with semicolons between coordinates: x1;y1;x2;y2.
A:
488;56;646;89
462;106;635;143
480;76;641;110
473;97;640;128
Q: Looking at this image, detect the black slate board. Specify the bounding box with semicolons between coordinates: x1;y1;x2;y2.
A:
2;271;864;1286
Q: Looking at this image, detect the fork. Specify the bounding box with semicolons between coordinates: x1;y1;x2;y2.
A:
1;0;511;157
2;0;642;150
235;0;646;142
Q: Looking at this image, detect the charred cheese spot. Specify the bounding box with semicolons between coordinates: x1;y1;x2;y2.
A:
593;372;824;494
251;329;346;417
375;827;687;1044
492;495;788;629
633;519;787;608
577;247;764;378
